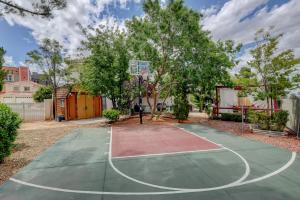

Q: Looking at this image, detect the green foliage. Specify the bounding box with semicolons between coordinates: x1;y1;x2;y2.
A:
237;28;300;112
234;67;258;97
33;86;53;102
256;112;271;130
0;0;66;17
173;94;189;121
103;109;121;122
0;103;22;162
81;26;136;112
247;110;288;131
221;113;242;122
0;47;7;91
127;0;239;118
247;110;259;124
271;110;289;132
27;39;64;92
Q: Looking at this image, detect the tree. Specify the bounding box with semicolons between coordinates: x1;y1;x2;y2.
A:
238;28;300;113
81;26;136;112
33;86;53;102
234;66;258;97
0;47;7;91
126;0;238;119
26;38;64;117
0;0;66;17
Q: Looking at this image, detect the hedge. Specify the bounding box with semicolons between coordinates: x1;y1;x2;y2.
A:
0;103;22;162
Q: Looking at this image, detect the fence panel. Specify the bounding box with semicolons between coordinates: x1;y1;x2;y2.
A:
6;102;46;122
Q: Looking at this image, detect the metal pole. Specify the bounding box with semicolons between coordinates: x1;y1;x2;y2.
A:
241;105;244;134
139;75;143;124
297;116;300;139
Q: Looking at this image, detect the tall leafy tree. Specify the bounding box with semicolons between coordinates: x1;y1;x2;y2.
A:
127;0;238;119
0;0;66;17
81;26;135;111
238;28;300;113
26;38;64;117
0;47;7;91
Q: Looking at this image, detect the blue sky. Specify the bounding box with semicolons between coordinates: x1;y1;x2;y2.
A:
0;0;298;72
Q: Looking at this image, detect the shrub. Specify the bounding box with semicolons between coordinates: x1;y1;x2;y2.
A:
256;112;271;130
33;86;53;102
0;103;22;162
173;95;189;121
103;109;121;122
247;110;259;124
221;113;242;122
271;110;289;132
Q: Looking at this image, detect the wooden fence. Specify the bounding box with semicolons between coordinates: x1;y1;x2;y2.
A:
5;99;53;122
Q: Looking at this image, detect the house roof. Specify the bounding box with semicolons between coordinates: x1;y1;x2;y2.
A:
56;86;71;99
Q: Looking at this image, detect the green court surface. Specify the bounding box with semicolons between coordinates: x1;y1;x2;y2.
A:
0;124;300;200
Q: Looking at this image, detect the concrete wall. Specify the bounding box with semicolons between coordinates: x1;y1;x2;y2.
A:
281;96;300;134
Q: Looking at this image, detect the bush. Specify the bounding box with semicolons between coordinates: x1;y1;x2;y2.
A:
271;110;289;132
247;110;288;131
256;112;271;130
103;109;121;122
0;103;22;162
33;86;53;102
247;110;259;124
221;113;242;122
173;95;189;121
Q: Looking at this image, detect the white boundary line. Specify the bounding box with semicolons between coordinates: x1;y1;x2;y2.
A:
108;126;250;191
8;126;297;196
8;152;296;195
112;148;225;160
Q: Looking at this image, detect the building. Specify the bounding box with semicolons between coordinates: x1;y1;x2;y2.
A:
213;86;275;116
0;66;42;103
3;66;30;82
31;72;51;85
55;86;102;120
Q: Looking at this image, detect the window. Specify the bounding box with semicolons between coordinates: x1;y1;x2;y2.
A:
24;86;30;91
60;99;65;107
6;74;13;82
13;86;19;91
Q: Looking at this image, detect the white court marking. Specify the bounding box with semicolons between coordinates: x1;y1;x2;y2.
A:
9;126;297;196
112;148;225;160
109;126;250;191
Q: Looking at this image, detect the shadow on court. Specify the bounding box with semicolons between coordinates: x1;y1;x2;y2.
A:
0;124;300;200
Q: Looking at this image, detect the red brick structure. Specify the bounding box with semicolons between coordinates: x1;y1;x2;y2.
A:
55;86;102;120
2;66;30;82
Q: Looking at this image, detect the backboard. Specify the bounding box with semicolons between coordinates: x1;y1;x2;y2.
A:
129;60;150;78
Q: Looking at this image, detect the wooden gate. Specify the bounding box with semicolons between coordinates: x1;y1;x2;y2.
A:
67;94;77;120
75;94;102;119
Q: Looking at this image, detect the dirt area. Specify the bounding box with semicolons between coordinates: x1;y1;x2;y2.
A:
0;120;103;185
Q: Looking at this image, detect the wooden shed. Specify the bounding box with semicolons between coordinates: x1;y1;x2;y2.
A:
55;86;102;120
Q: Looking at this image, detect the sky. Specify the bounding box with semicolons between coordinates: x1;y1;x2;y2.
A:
0;0;299;74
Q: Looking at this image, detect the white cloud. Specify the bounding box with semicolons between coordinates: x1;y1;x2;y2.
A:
202;0;300;70
3;55;15;66
3;0;137;57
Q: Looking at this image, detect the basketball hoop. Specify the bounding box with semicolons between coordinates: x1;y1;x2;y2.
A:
129;60;150;124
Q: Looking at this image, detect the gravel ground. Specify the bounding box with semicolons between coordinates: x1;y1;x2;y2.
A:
0;120;103;185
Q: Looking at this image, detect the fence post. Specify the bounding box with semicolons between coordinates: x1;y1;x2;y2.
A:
22;102;25;121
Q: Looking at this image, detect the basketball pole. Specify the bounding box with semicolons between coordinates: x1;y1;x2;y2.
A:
138;75;143;124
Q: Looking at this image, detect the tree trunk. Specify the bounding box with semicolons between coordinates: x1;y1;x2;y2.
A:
111;97;117;109
151;90;157;119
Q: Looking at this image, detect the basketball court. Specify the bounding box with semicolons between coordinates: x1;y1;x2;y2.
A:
0;124;299;200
